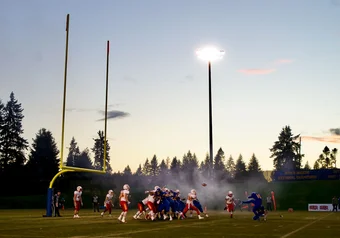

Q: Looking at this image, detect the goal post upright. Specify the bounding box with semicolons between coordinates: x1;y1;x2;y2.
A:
45;15;110;217
103;40;110;173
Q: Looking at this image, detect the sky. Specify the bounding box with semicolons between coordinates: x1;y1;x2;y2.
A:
1;0;340;173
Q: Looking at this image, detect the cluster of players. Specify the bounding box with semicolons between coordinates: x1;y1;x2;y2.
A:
74;184;268;223
101;185;208;223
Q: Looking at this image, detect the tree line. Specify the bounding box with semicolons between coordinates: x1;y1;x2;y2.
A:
0;92;338;198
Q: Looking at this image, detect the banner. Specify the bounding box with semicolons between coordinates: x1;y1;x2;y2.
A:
308;204;333;211
272;169;340;181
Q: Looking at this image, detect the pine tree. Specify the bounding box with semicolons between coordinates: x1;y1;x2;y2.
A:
247;153;265;181
0;100;5;171
270;125;301;171
235;154;247;180
248;153;262;174
92;130;111;173
123;165;132;176
170;157;180;175
142;158;151;175
214;148;226;180
316;146;337;169
135;164;143;176
26;128;60;180
159;159;168;175
66;137;80;167
150;155;159;176
225;155;236;179
303;161;311;170
75;148;93;169
200;153;210;178
313;161;320;170
0;92;28;170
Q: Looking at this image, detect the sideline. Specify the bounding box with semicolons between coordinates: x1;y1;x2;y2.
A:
280;212;333;238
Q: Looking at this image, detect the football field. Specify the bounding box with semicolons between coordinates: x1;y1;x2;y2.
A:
0;209;339;237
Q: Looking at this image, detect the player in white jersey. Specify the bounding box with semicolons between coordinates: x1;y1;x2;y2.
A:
181;191;204;219
101;190;114;217
225;191;235;218
73;186;83;218
118;184;130;223
145;190;157;221
133;194;149;219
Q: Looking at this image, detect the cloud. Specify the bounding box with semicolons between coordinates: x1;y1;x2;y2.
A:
274;59;295;65
237;69;276;75
66;104;122;112
301;135;340;144
97;110;130;121
66;108;95;112
330;128;340;136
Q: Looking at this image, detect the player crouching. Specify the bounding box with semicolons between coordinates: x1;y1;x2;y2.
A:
133;192;150;220
224;191;235;218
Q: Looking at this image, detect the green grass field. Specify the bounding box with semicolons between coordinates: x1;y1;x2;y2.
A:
0;209;339;238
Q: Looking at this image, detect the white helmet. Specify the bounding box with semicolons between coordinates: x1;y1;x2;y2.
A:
175;189;180;193
108;189;113;194
123;184;130;190
191;189;196;194
77;186;82;191
228;191;233;195
154;186;160;190
165;188;169;192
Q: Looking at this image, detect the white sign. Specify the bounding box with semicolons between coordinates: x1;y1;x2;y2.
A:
308;204;333;211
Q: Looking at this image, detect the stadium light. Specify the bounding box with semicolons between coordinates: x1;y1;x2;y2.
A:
196;46;224;178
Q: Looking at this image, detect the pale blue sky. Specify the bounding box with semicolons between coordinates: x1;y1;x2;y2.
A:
1;0;340;172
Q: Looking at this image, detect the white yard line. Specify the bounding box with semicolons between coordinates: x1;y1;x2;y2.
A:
280;213;333;238
81;220;224;238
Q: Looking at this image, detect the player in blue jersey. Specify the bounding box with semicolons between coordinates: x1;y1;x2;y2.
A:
242;192;267;221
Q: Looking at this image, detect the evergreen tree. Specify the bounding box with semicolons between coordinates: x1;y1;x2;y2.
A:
26;128;60;180
225;155;236;179
135;164;143;176
66;137;80;167
315;146;337;169
270;126;301;171
0;100;5;171
159;159;168;175
235;154;247;180
199;153;210;178
92;130;111;173
123;165;132;176
170;157;180;175
75;148;93;169
150;155;159;176
247;153;261;174
0;92;28;170
214;148;226;180
142;158;151;175
313;160;320;170
247;153;265;181
303;161;311;170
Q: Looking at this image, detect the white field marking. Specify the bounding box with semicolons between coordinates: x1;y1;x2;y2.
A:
280;213;333;238
81;219;228;238
0;235;46;238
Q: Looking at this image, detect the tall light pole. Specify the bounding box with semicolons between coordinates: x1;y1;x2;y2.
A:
196;47;225;178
